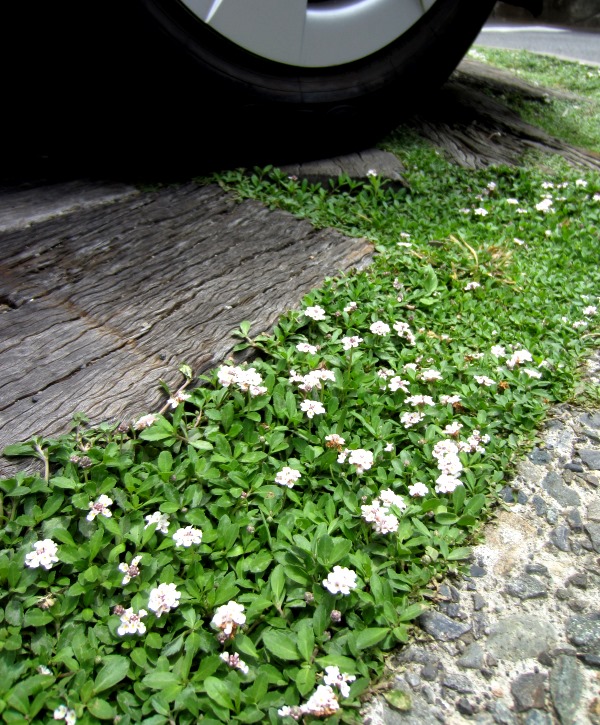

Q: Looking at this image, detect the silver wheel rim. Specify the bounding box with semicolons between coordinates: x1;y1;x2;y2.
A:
178;0;439;67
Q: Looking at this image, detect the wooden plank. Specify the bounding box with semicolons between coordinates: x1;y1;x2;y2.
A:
0;183;372;473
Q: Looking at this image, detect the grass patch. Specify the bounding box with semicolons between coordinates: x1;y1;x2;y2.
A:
2;61;600;725
467;46;600;152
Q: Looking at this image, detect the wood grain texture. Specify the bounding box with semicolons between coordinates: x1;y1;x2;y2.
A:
0;182;372;471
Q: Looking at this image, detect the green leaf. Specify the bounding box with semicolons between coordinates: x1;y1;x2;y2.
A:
93;656;130;694
142;672;180;690
87;698;116;720
296;621;315;662
262;630;301;661
269;564;285;606
354;628;389;651
23;609;53;627
398;603;425;622
204;676;234;710
384;689;412;712
446;546;472;561
296;666;316;697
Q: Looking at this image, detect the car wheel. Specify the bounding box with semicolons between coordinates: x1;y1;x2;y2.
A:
130;0;496;161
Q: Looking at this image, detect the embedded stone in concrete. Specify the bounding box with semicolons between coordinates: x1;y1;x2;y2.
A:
549;655;584;725
510;672;546;712
486;616;558;661
580;449;600;470
541;472;581;507
418;611;471;641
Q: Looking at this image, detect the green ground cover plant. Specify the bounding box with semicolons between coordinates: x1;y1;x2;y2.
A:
2;63;600;725
467;46;600;152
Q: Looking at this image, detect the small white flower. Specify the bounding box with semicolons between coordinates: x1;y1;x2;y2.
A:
347;449;374;474
370;321;390;336
54;706;68;720
25;539;59;570
301;685;340;717
118;555;142;585
474;375;496;387
366;169;377;177
117;608;148;636
474;207;488;216
419;368;442;382
406;394;435;407
583;305;597;316
343;301;358;313
435;474;463;494
323;566;357;595
506;349;533;369
400;232;411;239
379;489;407;511
384;442;394;452
65;711;76;725
173;526;203;547
573;320;588;329
304;305;327;321
167;391;190;409
464;281;481;291
144;511;170;534
87;494;113;521
388;377;410;393
275;466;301;488
296;343;318;354
522;368;542;379
342;335;362;350
535;198;554;212
506;198;519;204
37;665;52;675
220;651;249;675
575;179;587;187
134;414;158;430
148;583;181;618
444;422;463;436
491;345;506;357
211;601;246;637
300;399;326;419
486;182;497;191
325;434;345;449
401;411;424;428
513;237;525;246
408;482;429;497
323;666;356;698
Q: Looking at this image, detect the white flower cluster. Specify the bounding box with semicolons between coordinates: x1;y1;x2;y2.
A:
361;489;407;535
344;301;358;313
419;368;442;382
408;482;429;497
117;608;147;636
406;395;435;407
134;413;158;430
432;439;463;494
220;651;249;675
289;368;335;392
325;433;345;450
296;342;318;354
337;448;373;475
393;321;416;345
300;400;326;419
211;600;246;638
322;566;357;596
506;348;533;369
118;555;142;585
440;394;461;406
370;321;390;336
583;305;597;316
278;666;355;719
522;368;543;379
491;345;506;357
173;526;203;547
144;511;170;534
464;281;481;291
25;539;59;570
217;365;267;396
87;494;113;521
53;705;76;724
400;411;424;429
275;466;301;488
323;665;356;698
457;429;490;455
148;582;181;618
387;376;410;393
167;391;190;409
342;335;362;351
474;375;496;387
304;305;327;321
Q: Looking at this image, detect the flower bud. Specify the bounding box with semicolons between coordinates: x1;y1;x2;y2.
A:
330;609;342;623
304;592;315;604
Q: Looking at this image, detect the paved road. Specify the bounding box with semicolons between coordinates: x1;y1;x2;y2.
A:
476;23;600;66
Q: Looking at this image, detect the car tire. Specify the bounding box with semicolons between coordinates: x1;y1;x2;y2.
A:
127;0;496;163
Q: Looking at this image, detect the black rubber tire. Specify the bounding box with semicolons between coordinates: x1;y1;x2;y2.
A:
1;0;495;176
129;0;496;161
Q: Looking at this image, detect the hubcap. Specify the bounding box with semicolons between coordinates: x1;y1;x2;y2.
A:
178;0;439;67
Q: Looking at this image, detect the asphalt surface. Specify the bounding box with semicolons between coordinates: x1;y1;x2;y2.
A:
477;22;600;66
